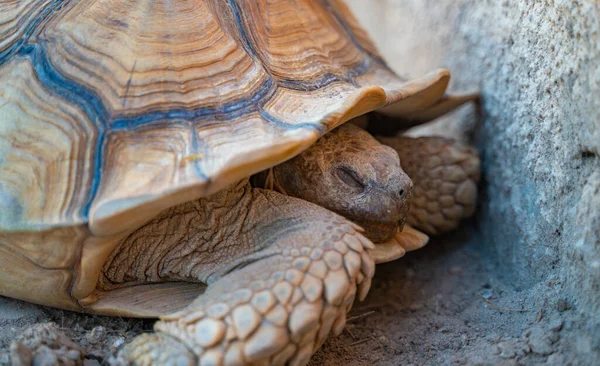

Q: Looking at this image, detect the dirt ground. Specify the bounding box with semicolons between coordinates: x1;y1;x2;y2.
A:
1;220;596;365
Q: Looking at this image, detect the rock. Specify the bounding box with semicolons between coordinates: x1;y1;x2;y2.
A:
9;342;33;366
479;288;493;300
33;345;59;366
112;337;125;350
13;323;83;365
85;326;107;345
524;326;556;356
556;299;572;312
549;318;564;332
497;339;529;359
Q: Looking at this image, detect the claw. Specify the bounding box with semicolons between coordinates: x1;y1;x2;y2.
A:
358;277;372;302
332;311;347;336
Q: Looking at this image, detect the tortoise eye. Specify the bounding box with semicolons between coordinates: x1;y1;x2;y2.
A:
336;167;365;190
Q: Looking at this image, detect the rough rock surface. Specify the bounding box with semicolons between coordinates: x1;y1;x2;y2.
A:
347;0;600;364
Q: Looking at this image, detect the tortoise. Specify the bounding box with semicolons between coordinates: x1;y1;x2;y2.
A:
0;0;479;364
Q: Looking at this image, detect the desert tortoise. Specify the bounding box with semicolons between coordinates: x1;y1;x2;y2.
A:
0;0;478;364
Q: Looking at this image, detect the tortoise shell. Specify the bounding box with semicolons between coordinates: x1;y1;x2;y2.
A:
0;0;450;315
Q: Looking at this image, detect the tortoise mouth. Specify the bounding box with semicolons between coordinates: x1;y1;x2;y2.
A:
356;218;405;243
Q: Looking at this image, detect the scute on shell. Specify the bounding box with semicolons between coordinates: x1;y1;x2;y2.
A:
0;0;451;314
0;0;450;236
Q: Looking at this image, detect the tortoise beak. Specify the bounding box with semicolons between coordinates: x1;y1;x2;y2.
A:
369;225;429;264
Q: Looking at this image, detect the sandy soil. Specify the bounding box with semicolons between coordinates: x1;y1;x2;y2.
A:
0;221;595;365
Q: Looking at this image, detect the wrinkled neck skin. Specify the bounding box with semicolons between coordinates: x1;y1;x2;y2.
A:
254;123;413;243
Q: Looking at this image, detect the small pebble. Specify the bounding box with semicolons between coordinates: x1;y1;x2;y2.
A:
9;342;32;366
556;298;571;312
86;326;107;345
480;288;493;300
549;318;564;332
33;345;58;366
497;339;529;359
525;326;555;356
113;337;126;349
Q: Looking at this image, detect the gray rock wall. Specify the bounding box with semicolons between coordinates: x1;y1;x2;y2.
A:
347;0;600;317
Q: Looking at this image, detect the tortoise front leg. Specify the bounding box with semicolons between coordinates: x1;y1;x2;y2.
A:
115;183;374;365
379;136;480;235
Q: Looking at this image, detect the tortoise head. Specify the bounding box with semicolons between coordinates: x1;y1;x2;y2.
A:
265;123;413;243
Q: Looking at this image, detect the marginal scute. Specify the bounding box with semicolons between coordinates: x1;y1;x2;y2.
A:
0;243;77;311
72;232;126;300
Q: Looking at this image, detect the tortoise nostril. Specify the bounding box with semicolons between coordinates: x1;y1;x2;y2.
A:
399;189;404;197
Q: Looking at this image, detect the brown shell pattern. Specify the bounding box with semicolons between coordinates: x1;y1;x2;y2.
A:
0;0;449;237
